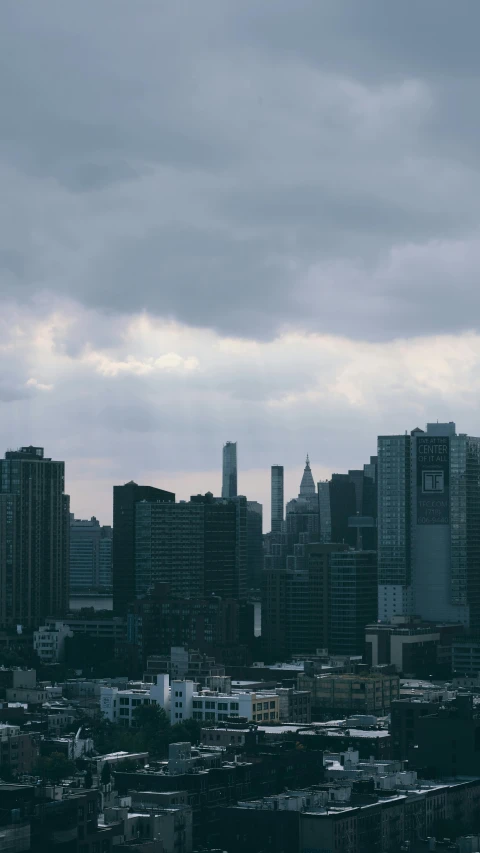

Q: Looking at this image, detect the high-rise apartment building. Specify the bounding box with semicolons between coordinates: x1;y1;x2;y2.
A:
134;492;248;602
70;515;113;592
328;550;378;656
135;500;205;599
378;422;480;630
191;493;247;599
271;465;284;534
0;446;70;628
222;441;237;498
113;481;175;615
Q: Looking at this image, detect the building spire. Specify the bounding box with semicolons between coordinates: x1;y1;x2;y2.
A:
299;454;315;497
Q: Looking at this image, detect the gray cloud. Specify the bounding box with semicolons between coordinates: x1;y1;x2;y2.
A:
1;1;480;342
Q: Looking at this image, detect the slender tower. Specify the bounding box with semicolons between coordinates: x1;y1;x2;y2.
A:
222;442;237;498
271;465;284;534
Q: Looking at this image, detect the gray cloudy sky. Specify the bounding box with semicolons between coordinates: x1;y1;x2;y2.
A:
2;0;480;524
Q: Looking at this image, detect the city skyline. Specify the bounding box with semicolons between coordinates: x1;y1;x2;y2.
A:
3;3;480;541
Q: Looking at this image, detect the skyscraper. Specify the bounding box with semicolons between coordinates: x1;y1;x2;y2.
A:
70;515;113;593
378;422;480;630
271;465;284;534
113;481;175;615
134;492;248;602
318;459;377;550
246;501;263;590
0;446;70;628
286;456;319;543
222;441;237;498
299;454;315;498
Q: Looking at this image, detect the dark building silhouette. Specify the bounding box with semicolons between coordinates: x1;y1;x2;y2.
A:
262;542;351;660
126;583;253;668
113;481;175;615
318;458;377;551
222;440;237;498
247;501;263;590
190;493;247;599
132;492;247;605
135;499;205;599
408;693;480;777
0;446;70;628
271;465;284;534
328;550;378;656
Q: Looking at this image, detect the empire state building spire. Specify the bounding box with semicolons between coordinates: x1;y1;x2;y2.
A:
299;454;316;497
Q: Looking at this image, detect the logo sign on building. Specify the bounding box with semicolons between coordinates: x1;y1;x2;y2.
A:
416;437;449;524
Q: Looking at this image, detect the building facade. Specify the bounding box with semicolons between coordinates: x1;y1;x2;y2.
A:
70;515;112;592
134;493;247;603
0;446;70;628
126;584;249;667
298;672;400;717
100;674;279;726
33;621;73;663
222;441;237;499
263;543;376;660
113;481;175;615
328;550;378;656
378;423;480;630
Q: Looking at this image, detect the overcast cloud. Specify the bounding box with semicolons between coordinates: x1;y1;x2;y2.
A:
2;0;480;525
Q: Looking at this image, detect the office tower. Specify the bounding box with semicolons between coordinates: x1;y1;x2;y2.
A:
271;465;284;534
246;501;263;590
328;550;378;656
0;446;70;628
262;541;350;660
70;515;113;592
113;481;175;615
318;458;377;549
222;441;237;498
134;492;248;602
378;422;480;630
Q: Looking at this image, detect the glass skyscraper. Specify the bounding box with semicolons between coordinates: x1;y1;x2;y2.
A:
222;441;237;499
378;423;480;631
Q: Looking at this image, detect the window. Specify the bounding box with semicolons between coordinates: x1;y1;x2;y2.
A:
269;701;276;709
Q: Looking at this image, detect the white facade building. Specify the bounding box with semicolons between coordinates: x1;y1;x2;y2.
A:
100;674;279;726
33;622;73;663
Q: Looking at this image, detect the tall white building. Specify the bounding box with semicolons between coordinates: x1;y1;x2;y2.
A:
378;422;480;629
222;441;237;498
